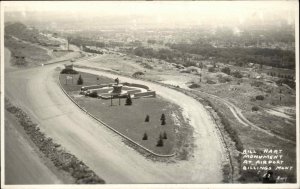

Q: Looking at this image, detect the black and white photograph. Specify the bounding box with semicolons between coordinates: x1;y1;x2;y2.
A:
0;1;299;188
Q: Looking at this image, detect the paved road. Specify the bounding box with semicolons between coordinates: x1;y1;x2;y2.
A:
5;58;226;183
5;111;66;184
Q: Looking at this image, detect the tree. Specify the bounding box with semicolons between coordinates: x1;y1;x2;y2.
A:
156;137;164;147
142;132;148;140
163;131;167;139
145;115;150;122
125;94;132;105
160;113;166;125
159;133;163;140
77;74;83;85
160;113;165;121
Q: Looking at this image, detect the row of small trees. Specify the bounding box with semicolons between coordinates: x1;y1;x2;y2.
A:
143;113;167;147
145;113;166;125
142;131;168;147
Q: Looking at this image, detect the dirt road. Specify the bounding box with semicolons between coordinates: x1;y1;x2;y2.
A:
5;57;226;183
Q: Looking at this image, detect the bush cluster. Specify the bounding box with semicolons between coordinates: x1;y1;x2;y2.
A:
231;71;243;78
87;91;98;98
218;76;231;83
208;67;215;72
206;79;216;84
60;68;79;74
255;95;264;100
221;67;231;75
252;106;259;111
188;83;200;89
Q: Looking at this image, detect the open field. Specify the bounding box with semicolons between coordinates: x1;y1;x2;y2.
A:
59;71;185;155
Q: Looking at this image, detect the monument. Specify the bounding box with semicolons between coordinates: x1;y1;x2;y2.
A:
112;77;123;94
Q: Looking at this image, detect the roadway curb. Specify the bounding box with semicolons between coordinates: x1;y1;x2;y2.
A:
57;72;176;158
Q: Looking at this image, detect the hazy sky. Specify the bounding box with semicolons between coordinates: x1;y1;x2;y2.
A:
3;1;298;29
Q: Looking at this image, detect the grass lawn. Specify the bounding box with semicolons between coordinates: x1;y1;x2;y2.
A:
60;70;179;155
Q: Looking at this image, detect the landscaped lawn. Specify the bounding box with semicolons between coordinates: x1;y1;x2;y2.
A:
60;70;180;155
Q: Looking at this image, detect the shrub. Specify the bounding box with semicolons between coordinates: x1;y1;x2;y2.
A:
218;76;231;83
255;95;264;100
60;68;78;74
221;67;231;75
251;81;263;87
252;106;259;111
145;115;150;122
77;75;83;85
206;79;216;84
231;71;243;78
142;132;148;140
88;91;98;98
125;94;132;105
132;71;144;78
188;83;200;88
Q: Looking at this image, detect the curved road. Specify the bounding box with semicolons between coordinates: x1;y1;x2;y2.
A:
5;58;226;183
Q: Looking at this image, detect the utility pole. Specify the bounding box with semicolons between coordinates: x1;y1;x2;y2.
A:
279;89;282;102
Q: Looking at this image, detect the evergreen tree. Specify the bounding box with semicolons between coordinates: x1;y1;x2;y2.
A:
142;132;148;140
159;133;163;140
77;74;83;85
156;138;164;147
160;113;165;121
125;94;132;105
145;115;150;122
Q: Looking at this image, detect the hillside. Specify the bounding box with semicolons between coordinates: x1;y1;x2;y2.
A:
5;22;60;47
